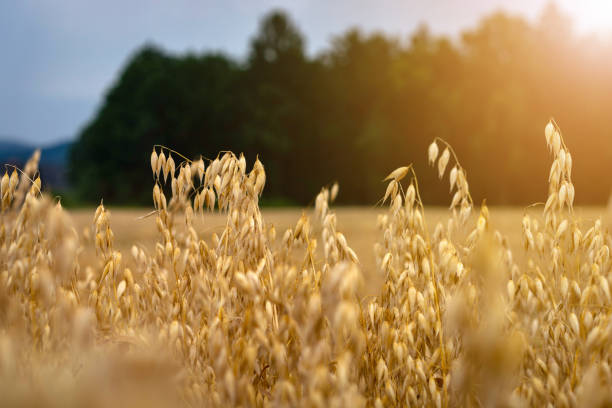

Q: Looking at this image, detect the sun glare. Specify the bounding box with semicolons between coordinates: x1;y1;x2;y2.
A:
562;0;612;34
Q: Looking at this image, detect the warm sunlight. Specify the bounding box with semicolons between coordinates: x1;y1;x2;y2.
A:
5;1;612;407
558;0;612;33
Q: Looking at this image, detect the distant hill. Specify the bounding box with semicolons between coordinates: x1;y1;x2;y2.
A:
0;140;73;188
0;141;35;161
42;142;71;165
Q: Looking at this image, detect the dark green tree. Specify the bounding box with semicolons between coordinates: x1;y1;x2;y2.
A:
240;10;323;203
69;45;241;204
68;7;612;207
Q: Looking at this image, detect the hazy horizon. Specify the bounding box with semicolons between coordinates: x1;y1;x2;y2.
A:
2;0;612;146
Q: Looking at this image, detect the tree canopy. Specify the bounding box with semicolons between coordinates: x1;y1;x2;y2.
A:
69;7;612;206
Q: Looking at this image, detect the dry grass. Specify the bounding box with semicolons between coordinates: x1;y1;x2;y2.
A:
2;121;612;407
69;206;610;300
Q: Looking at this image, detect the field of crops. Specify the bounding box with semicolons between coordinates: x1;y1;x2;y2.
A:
69;206;610;298
2;122;612;407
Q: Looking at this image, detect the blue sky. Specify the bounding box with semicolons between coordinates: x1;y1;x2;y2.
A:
1;1;611;146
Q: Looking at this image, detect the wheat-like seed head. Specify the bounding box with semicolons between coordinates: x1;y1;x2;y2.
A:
1;121;611;407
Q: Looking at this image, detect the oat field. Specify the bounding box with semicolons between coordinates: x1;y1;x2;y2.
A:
2;122;612;407
68;206;610;299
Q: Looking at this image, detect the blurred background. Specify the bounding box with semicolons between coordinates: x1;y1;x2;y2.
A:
2;1;612;207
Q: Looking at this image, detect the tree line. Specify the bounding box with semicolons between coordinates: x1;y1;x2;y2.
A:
69;6;612;206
